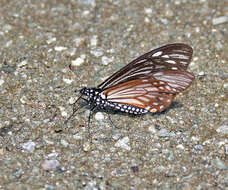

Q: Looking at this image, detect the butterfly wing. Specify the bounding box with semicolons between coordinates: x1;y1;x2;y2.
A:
98;43;193;89
101;74;193;113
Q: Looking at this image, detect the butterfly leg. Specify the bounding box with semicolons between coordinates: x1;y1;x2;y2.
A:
87;105;97;142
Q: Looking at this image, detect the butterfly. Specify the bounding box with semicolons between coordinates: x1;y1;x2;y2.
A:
66;43;194;124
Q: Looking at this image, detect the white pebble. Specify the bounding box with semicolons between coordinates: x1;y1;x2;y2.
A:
71;57;84;66
95;112;104;120
22;141;36;152
60;139;69;147
212;16;228;25
63;78;73;84
144;8;152;15
83;142;91;152
115;136;131;151
69;97;76;104
54;46;67;51
198;71;205;76
73;133;82;140
90;35;98;47
148;125;156;133
46;37;56;44
144;17;150;23
101;56;113;65
58;106;68;117
223;83;228;89
176;144;185;149
0;79;4;86
74;37;84;47
42;160;60;171
216;125;228;134
17;60;27;67
90;49;103;57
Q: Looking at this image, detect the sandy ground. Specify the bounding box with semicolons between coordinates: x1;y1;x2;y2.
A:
0;0;227;189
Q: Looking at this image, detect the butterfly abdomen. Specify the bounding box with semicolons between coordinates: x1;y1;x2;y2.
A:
80;87;148;114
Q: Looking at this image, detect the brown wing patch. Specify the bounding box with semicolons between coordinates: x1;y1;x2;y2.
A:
101;78;176;113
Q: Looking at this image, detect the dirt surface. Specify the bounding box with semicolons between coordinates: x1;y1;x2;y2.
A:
0;0;227;189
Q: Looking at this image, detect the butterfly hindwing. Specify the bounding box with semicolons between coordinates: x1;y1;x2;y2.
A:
101;78;176;113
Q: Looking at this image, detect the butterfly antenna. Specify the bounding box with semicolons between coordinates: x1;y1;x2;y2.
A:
65;94;84;124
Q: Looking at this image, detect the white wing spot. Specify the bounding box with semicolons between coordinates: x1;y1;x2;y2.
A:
162;55;169;58
152;102;159;105
152;51;162;57
169;54;189;59
159;86;164;90
180;61;187;65
160;105;164;109
159;81;165;84
171;67;178;70
166;60;176;64
145;106;151;110
165;85;171;91
100;92;106;99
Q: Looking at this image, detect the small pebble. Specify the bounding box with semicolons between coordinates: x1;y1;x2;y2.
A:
198;71;205;76
83;142;91;152
46;37;56;44
95;112;104;120
148;125;157;133
214;157;228;170
22;141;36;152
223;83;228;89
60;139;69;147
212;16;228;25
0;79;4;86
68;97;76;104
17;60;27;67
73;133;82;140
176;144;185;149
101;56;113;65
115;136;131;151
42;160;60;171
58;106;68;117
90;49;103;57
74;37;85;46
158;129;175;137
71;57;84;66
90;35;98;47
216;125;228;134
63;78;73;84
112;133;121;140
54;46;67;51
225;144;228;155
144;8;152;15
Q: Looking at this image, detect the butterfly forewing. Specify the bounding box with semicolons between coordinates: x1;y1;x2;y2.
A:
98;43;193;90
